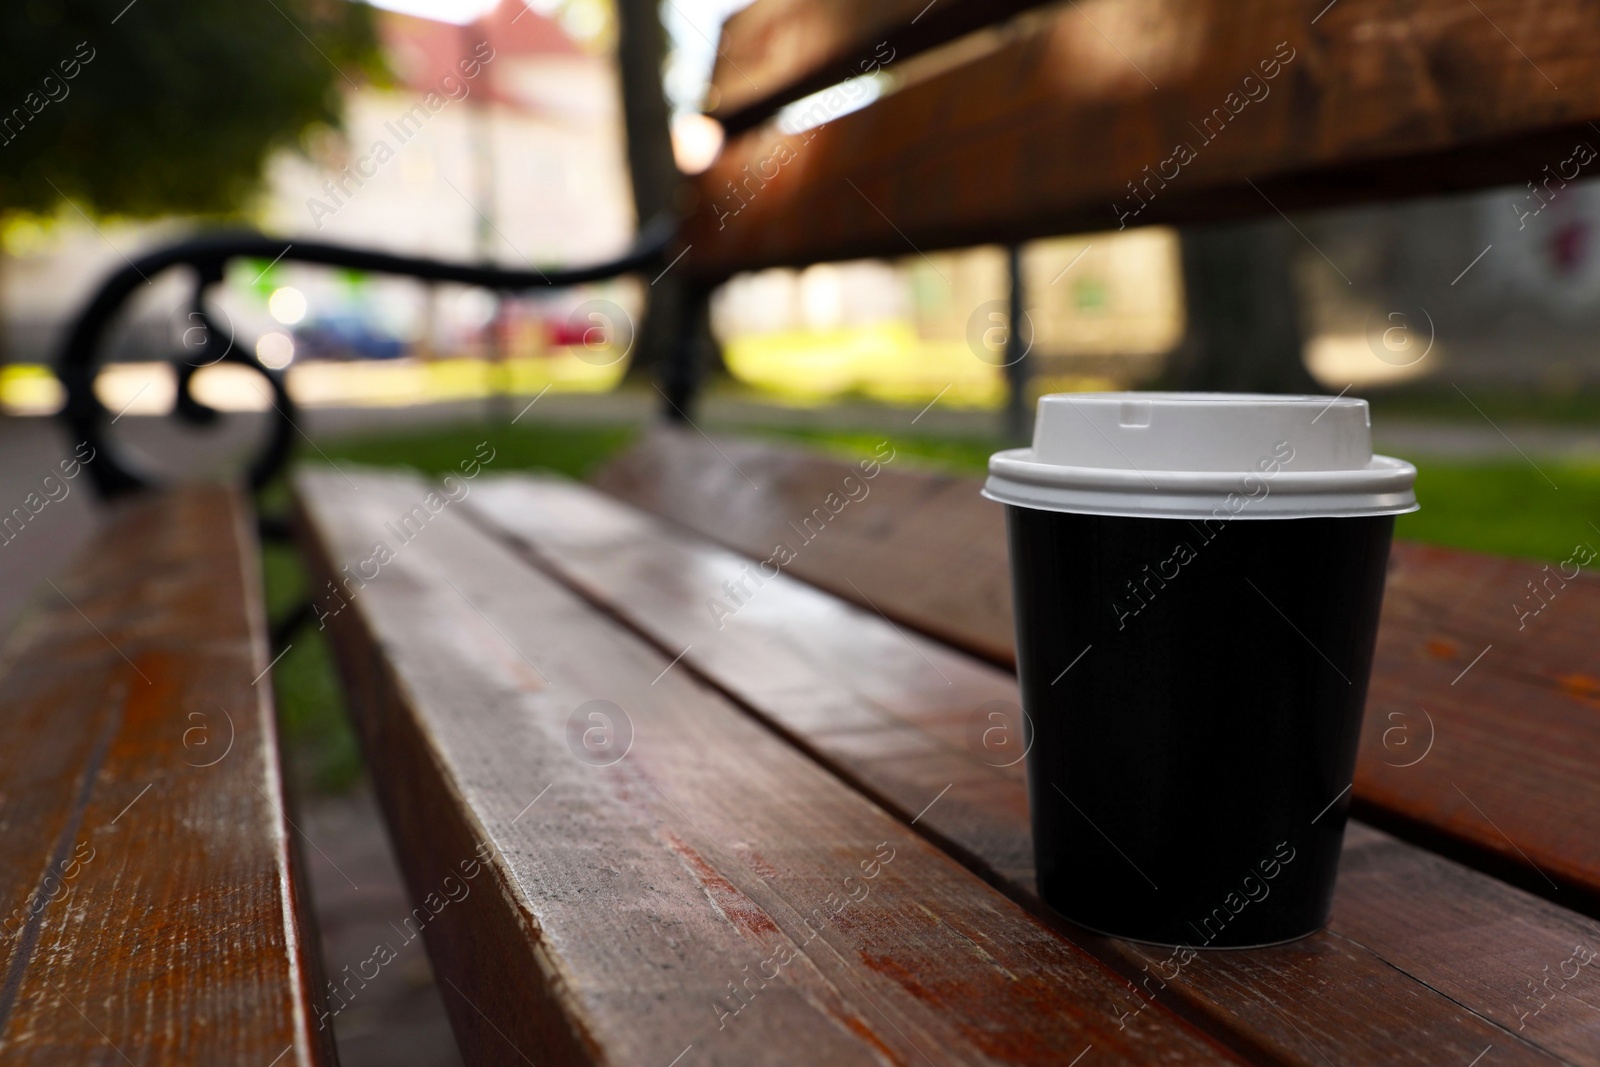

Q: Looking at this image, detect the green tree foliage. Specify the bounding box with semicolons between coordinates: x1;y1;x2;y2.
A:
0;0;384;218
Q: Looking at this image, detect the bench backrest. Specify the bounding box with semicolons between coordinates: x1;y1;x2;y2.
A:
683;0;1600;278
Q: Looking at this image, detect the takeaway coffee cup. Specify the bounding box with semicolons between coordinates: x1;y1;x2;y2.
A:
985;393;1417;947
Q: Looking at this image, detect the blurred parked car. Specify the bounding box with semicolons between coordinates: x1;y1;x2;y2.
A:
292;314;408;361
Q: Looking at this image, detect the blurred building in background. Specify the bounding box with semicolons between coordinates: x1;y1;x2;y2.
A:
272;1;630;264
0;0;640;416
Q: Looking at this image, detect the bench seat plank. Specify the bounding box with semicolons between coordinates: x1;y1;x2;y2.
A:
469;472;1600;1066
595;429;1600;909
294;466;1244;1067
0;485;329;1066
1357;541;1600;904
593;428;1016;663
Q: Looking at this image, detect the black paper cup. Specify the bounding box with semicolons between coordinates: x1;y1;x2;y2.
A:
985;393;1417;947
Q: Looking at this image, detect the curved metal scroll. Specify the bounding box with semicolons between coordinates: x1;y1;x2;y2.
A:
56;218;675;499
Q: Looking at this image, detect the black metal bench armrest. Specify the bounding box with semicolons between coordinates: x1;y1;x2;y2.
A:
55;215;676;500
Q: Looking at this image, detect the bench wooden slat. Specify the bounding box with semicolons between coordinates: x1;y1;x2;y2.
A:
592;428;1015;664
687;0;1600;274
294;466;1244;1067
0;485;329;1066
707;0;1049;134
468;474;1597;1066
1334;827;1600;1058
1359;547;1600;911
595;429;1600;910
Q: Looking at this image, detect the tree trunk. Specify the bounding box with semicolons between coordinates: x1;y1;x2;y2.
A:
612;0;715;390
613;0;677;225
1161;218;1321;393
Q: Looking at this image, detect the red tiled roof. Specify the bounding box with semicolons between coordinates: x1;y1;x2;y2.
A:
378;0;579;97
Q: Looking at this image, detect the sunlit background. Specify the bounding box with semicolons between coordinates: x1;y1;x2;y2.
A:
3;0;1599;420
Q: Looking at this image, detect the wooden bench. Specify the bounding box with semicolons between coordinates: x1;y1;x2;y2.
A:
596;427;1600;914
283;0;1600;1062
0;485;329;1065
45;0;1600;1062
292;449;1600;1065
294;466;1241;1066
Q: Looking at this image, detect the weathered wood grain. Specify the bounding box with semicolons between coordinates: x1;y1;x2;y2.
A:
706;0;1050;133
294;466;1245;1067
0;485;330;1066
1335;823;1600;1063
595;429;1600;911
468;473;1595;1066
591;426;1015;664
1358;540;1600;913
686;0;1600;274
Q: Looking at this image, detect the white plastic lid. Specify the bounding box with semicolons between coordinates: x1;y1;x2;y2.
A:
983;392;1418;520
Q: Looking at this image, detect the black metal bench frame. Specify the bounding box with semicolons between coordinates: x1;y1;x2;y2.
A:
55;217;677;500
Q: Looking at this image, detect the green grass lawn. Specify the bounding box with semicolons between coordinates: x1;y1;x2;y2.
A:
266;417;1600;792
1368;385;1600;426
746;426;1600;561
1394;462;1600;559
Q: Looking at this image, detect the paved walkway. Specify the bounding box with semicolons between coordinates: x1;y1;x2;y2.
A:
1373;419;1600;461
302;783;465;1067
